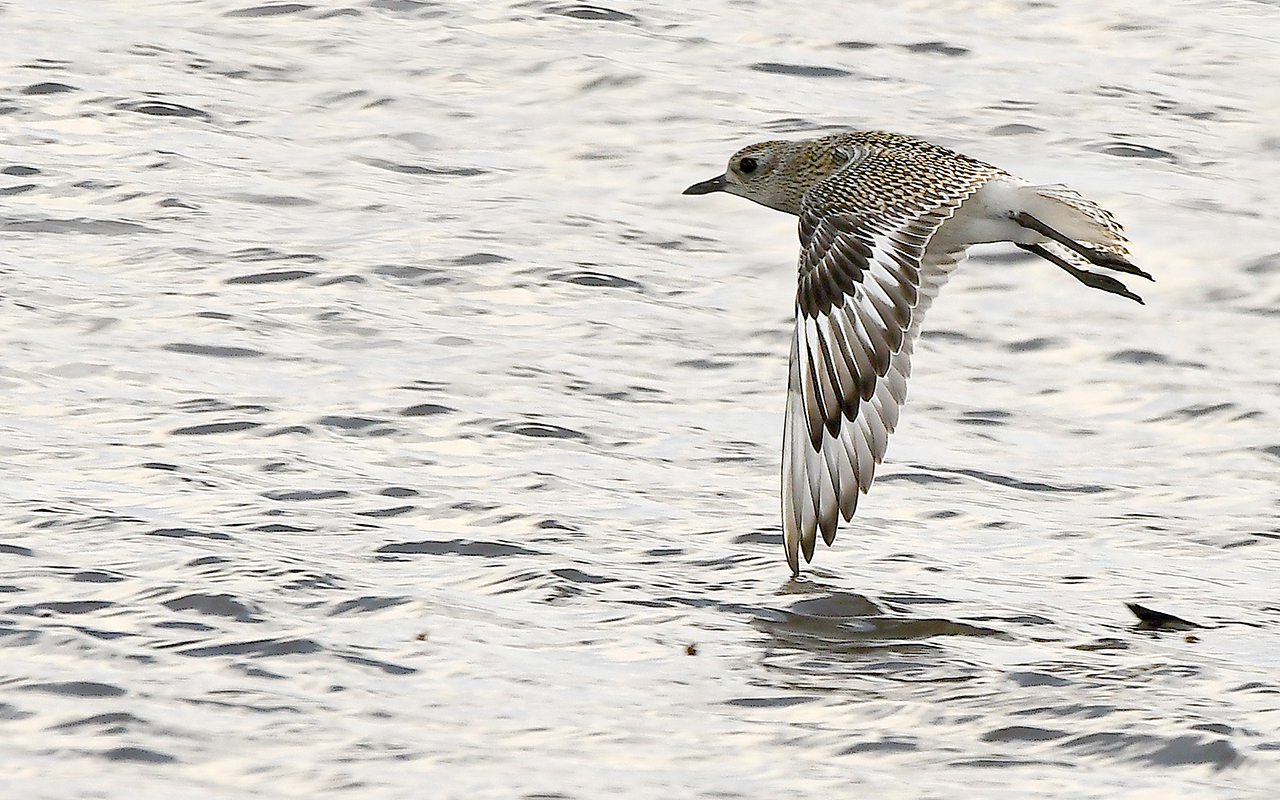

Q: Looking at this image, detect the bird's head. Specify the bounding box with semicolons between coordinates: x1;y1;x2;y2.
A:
683;136;852;216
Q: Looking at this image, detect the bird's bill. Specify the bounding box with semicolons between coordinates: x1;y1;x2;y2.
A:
682;174;728;195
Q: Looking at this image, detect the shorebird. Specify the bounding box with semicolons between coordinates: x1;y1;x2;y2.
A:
683;130;1149;575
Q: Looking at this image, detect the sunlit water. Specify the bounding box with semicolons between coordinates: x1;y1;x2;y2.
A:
2;1;1280;797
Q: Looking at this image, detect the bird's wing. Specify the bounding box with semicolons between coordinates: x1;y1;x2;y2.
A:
783;147;998;574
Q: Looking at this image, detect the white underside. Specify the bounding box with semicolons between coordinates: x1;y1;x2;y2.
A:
937;176;1127;252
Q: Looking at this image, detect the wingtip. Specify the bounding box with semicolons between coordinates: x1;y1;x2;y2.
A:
799;532;816;564
785;544;800;577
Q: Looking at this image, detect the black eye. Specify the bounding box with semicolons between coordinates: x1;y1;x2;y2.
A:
738;157;758;174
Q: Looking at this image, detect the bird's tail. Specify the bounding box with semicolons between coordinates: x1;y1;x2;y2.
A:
1018;183;1129;253
1014;184;1152;301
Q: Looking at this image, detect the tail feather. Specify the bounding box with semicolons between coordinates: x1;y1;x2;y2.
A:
1013;182;1151;280
1019;183;1129;252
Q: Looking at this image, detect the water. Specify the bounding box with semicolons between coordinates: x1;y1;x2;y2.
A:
2;1;1280;797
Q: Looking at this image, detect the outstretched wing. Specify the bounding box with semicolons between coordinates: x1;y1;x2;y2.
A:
782;140;999;574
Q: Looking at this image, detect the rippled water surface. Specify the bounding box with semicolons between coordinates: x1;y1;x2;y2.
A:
3;1;1280;797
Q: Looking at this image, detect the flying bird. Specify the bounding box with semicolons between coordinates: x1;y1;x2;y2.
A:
684;130;1149;575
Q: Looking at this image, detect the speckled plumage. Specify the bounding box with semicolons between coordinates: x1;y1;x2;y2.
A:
684;130;1148;575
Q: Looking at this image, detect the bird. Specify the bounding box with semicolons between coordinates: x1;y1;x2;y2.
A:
683;130;1150;576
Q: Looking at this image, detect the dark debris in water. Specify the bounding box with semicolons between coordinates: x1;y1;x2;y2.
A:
1126;603;1201;631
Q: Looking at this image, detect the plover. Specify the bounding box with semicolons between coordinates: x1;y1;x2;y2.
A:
683;130;1149;575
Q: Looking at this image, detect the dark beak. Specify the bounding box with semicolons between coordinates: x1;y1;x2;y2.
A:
682;174;728;195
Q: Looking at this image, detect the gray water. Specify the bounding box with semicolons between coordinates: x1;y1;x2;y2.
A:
3;1;1280;797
